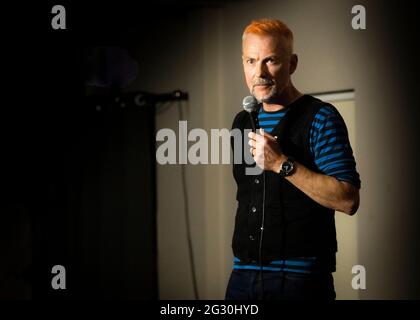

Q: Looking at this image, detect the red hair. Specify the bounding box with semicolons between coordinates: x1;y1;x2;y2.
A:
243;19;294;54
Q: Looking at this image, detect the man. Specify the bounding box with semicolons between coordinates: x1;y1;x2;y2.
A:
226;19;361;300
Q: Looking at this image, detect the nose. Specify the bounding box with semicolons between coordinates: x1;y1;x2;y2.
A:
254;61;268;79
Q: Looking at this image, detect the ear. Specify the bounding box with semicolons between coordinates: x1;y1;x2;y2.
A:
289;54;298;75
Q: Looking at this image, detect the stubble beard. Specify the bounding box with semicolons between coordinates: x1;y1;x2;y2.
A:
251;84;278;104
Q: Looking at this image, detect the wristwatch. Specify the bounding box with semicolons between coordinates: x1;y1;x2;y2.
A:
279;157;296;177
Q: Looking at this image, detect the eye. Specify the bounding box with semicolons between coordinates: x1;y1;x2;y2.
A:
246;58;255;65
267;58;278;64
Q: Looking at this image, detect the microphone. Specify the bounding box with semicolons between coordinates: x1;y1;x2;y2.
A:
242;95;259;132
243;95;266;297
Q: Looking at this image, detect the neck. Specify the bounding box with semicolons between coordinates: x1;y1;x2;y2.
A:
262;84;303;112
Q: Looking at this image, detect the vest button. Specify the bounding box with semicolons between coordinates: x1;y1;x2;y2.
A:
254;178;260;184
249;235;255;241
251;206;257;213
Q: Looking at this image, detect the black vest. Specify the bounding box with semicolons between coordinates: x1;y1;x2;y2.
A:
231;95;337;265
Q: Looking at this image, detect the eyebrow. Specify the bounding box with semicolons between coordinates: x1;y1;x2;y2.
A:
242;54;280;60
263;55;279;60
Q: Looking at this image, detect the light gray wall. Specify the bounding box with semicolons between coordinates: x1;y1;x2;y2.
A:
127;0;420;299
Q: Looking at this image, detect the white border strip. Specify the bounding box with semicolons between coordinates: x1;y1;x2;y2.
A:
312;91;354;102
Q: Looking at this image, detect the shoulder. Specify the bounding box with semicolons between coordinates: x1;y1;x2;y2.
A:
231;110;249;130
313;102;347;128
287;95;328;122
316;102;341;117
301;95;339;116
310;101;350;144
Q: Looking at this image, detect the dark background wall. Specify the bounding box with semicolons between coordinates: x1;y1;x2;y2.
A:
1;0;419;299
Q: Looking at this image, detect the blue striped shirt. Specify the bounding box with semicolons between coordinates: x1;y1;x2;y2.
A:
233;256;318;273
258;104;360;188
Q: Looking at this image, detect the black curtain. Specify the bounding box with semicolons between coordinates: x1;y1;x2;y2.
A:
72;96;157;299
30;41;157;299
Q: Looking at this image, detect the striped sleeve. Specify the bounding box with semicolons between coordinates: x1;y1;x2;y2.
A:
309;105;361;189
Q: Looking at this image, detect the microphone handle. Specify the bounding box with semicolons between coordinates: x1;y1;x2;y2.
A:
248;112;256;133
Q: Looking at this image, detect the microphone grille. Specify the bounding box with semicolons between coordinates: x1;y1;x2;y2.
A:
242;95;258;113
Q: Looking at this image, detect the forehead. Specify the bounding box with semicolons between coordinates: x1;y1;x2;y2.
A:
242;33;286;56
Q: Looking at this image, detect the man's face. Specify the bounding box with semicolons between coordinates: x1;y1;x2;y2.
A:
242;33;293;103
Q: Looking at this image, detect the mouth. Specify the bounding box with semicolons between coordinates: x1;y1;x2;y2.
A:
253;84;273;90
253;82;274;88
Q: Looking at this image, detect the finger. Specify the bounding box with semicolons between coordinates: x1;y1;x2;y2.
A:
249;147;255;156
248;139;256;148
255;132;267;144
247;131;256;140
259;128;276;141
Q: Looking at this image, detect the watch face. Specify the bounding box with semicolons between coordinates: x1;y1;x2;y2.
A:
280;159;295;176
283;161;292;172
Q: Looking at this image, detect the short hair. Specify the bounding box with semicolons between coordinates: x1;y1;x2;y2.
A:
242;19;294;55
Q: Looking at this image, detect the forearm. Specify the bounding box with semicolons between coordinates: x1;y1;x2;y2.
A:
274;157;359;215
